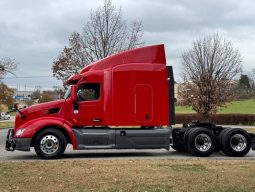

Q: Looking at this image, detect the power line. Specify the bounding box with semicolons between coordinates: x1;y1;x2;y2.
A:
5;76;53;79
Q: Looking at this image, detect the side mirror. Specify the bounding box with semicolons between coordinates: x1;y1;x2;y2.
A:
71;85;77;102
13;103;19;110
13;103;26;119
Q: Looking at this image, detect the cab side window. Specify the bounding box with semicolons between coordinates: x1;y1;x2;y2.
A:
77;83;100;101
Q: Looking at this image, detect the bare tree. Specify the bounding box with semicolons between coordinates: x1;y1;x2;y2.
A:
0;57;17;80
53;0;144;85
178;33;242;120
52;35;84;84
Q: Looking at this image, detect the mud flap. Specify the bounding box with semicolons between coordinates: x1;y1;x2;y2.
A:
249;133;255;150
5;129;16;151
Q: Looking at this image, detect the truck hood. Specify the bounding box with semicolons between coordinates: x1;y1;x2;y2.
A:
15;100;66;129
21;100;65;114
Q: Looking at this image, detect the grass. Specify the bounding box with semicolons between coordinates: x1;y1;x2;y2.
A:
243;128;255;133
0;122;14;129
176;99;255;114
1;159;255;192
158;163;208;172
217;99;255;114
175;106;194;113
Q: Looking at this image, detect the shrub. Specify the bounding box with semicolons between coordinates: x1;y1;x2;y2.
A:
175;113;255;125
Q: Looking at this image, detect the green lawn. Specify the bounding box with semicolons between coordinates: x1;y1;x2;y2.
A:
176;99;255;114
175;106;194;113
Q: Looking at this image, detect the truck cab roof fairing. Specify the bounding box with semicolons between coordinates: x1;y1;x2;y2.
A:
66;73;84;85
80;44;166;72
66;44;166;85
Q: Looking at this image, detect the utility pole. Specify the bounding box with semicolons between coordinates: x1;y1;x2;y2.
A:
25;84;26;106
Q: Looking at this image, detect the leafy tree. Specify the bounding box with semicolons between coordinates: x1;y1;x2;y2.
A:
235;74;255;99
52;0;144;85
178;33;242;120
53;85;65;99
28;87;64;105
239;74;251;89
0;83;14;109
39;91;53;103
0;57;17;109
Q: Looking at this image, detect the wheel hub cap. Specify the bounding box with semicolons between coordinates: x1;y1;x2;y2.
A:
194;133;212;152
40;135;59;155
230;134;247;152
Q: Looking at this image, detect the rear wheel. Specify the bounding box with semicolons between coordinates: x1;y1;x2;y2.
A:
34;128;67;159
221;128;251;157
186;128;216;157
215;128;231;152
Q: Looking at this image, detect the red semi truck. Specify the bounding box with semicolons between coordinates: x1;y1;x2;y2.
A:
5;44;255;159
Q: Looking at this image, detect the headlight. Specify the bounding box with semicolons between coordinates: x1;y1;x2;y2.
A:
15;128;26;136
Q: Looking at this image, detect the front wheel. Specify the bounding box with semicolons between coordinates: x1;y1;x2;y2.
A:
34;128;67;159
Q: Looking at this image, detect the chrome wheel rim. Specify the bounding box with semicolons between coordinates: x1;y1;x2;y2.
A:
194;133;212;152
40;135;59;155
230;134;247;152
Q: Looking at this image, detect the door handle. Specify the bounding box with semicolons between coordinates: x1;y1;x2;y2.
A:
93;118;101;122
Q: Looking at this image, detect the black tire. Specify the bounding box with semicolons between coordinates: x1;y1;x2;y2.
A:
215;128;231;152
221;128;251;157
184;128;194;144
186;128;216;157
34;128;67;159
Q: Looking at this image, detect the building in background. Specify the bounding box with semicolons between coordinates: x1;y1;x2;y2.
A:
14;90;33;101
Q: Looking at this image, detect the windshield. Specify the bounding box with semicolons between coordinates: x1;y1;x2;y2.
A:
64;86;71;99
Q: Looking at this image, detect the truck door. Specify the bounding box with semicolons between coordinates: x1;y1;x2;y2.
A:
66;83;104;126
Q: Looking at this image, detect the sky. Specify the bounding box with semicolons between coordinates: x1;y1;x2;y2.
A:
1;0;255;91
